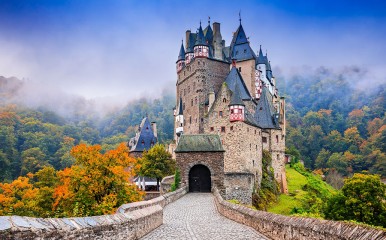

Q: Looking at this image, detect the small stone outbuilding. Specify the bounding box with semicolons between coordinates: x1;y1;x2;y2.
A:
175;134;225;193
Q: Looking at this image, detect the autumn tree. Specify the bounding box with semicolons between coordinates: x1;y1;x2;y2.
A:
325;173;386;227
53;143;142;217
138;144;175;191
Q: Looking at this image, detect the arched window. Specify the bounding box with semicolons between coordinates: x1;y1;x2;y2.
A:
223;98;226;103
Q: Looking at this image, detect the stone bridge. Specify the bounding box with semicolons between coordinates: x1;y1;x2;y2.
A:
1;187;385;239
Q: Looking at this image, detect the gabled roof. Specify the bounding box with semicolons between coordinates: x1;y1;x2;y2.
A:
195;23;207;46
175;134;224;152
229;82;244;106
129;117;158;152
177;97;183;115
177;41;185;61
254;87;280;129
225;67;252;100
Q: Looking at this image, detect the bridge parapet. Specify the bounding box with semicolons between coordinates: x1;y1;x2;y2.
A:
0;187;187;240
213;188;386;240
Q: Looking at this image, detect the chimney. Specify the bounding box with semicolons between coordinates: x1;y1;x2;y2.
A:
185;30;191;49
213;22;220;34
151;122;157;138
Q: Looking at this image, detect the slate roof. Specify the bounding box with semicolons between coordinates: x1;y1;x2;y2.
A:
177;41;185;61
203;24;213;45
175;134;224;152
129;117;158;152
254;87;280;129
257;45;265;65
230;24;256;62
225;67;252;100
229;82;244;106
195;23;207;46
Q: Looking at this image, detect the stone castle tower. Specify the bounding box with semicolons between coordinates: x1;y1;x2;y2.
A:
173;19;286;204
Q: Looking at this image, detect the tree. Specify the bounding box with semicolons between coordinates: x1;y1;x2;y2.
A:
315;149;330;169
325;173;386;227
53;143;142;217
138;144;175;191
327;152;348;175
20;147;49;175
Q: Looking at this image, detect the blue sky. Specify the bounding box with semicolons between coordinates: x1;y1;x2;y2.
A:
0;0;385;100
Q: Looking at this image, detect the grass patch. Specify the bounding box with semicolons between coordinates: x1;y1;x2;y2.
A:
268;165;307;215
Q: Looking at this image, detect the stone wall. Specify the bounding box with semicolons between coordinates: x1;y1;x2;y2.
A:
213;189;386;240
176;152;224;192
224;172;255;204
0;187;187;240
160;175;175;194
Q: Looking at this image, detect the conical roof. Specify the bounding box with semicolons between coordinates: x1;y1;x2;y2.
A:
204;24;213;44
195;23;207;46
254;87;279;129
129;117;158;152
257;45;265;65
229;82;245;106
186;33;196;53
177;41;185;61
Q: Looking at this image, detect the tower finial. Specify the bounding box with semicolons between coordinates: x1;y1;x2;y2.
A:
239;10;241;25
208;16;210;25
200;20;201;27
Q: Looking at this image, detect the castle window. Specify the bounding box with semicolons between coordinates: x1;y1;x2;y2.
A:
239;67;241;72
198;61;200;65
210;127;214;132
219;111;223;117
221;126;226;133
277;154;280;160
244;49;247;53
195;118;197;123
276;135;279;143
222;98;226;103
230;126;233;131
189;116;192;124
255;130;257;134
201;118;203;123
262;137;267;143
231;109;234;114
191;99;193;106
141;140;145;145
184;71;185;76
183;103;185;110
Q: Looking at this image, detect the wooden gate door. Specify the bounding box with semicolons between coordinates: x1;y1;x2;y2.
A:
189;165;211;192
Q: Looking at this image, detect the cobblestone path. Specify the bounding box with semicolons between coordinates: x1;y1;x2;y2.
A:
141;193;269;240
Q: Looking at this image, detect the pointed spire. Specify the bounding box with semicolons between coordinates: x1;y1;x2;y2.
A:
257;45;265;64
208;16;211;25
239;11;242;25
230;81;245;106
195;21;206;46
178;40;185;61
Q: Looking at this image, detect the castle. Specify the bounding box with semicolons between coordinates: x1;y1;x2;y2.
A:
172;18;287;204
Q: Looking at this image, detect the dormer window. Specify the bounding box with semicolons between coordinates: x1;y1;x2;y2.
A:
141;140;145;145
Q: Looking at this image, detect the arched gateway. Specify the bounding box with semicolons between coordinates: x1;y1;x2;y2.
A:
189;164;211;192
174;134;225;193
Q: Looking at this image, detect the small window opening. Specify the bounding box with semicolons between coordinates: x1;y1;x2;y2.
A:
221;126;226;132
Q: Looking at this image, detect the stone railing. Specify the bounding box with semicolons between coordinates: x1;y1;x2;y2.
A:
0;187;187;240
213;189;386;240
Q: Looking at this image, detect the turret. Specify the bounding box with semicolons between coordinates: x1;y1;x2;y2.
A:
175;97;184;137
176;41;185;73
229;81;245;122
194;22;209;58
